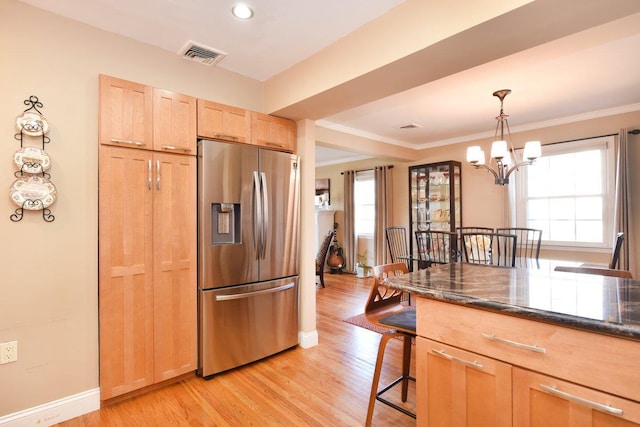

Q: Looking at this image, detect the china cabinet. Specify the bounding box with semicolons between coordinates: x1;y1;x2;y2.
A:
408;161;461;262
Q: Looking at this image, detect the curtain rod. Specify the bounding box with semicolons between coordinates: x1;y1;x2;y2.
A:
539;129;639;148
340;165;394;175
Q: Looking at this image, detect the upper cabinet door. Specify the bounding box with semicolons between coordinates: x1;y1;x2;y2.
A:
197;99;251;144
251;112;296;153
153;89;197;155
99;74;153;150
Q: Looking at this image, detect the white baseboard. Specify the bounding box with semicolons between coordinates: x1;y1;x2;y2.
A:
298;330;318;348
0;388;100;427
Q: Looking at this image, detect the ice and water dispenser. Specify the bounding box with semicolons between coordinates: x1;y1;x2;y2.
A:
210;203;241;244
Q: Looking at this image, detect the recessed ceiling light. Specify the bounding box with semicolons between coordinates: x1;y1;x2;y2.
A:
231;4;254;20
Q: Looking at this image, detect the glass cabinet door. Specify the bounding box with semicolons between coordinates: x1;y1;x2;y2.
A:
408;161;462;262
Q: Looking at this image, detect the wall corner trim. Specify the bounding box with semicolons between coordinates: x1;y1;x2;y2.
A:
298;330;319;348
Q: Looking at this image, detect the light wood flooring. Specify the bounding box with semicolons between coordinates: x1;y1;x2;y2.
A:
56;273;416;426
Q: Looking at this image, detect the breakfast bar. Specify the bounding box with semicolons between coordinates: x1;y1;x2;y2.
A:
384;263;640;426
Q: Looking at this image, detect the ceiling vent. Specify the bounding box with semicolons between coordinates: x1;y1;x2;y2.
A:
397;122;423;130
178;41;227;66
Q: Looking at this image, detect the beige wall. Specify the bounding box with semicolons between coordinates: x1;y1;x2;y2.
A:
0;1;264;416
317;110;640;268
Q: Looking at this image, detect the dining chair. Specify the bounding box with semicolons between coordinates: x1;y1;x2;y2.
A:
365;263;416;426
610;232;625;269
496;227;542;268
457;226;495;234
385;226;410;270
554;265;633;279
461;232;517;267
315;230;334;288
415;230;458;265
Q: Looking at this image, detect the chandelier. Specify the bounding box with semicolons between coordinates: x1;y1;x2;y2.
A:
466;89;541;185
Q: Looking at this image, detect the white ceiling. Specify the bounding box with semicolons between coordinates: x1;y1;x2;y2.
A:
18;0;640;165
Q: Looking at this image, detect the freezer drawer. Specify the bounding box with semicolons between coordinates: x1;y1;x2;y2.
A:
198;277;299;377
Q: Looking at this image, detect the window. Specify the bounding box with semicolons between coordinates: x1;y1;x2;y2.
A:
515;136;614;249
354;170;375;235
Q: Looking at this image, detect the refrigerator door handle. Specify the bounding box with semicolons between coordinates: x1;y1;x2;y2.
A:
214;282;295;301
253;171;262;259
260;172;269;260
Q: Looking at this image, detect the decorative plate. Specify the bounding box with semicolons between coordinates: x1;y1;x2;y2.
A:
10;176;57;210
13;146;51;174
16;111;49;136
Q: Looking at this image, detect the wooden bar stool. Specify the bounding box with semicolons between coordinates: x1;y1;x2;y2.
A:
364;263;416;426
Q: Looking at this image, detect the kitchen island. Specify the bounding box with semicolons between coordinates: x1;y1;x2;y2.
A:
384;263;640;426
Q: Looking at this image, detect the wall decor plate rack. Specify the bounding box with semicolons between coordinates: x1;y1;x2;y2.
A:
10;96;55;222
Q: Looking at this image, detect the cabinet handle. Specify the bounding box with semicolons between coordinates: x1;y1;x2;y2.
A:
147;160;152;190
432;349;484;370
156;160;161;190
161;144;192;152
262;140;285;148
213;133;239;141
539;384;623;416
111;138;146;147
481;333;546;353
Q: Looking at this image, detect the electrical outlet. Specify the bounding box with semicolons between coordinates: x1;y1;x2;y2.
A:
0;341;18;364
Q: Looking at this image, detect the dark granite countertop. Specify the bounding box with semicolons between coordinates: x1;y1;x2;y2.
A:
384;263;640;340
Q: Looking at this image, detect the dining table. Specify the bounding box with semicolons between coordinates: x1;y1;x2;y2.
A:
383;262;640;426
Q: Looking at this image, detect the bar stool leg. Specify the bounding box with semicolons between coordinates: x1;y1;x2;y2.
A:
401;334;412;402
366;332;402;427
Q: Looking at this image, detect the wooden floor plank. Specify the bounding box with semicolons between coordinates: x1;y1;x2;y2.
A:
56;273;415;426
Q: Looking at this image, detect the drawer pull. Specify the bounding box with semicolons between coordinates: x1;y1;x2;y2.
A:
481;333;546;353
432;349;483;370
110;138;146;147
213;133;240;141
262;140;285;148
540;384;623;416
161;144;192;152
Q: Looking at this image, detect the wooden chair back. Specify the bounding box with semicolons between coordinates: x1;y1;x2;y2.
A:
365;263;413;333
554;265;633;279
315;230;334;287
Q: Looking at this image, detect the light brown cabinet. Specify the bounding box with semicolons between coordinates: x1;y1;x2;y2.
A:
196;98;251;144
251;112;296;152
99;76;197;400
99;75;153;150
416;297;640;426
153;89;197;154
416;338;512;427
99;146;155;399
513;368;640;427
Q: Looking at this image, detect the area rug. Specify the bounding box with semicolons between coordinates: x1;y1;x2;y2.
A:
342;313;392;335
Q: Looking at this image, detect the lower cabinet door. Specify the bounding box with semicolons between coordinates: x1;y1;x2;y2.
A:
513;368;640;427
417;338;512;427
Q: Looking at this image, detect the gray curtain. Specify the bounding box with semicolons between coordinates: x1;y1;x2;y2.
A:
343;170;356;273
374;166;393;266
613;128;636;275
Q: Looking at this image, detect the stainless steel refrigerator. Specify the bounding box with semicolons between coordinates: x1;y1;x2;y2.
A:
197;139;300;378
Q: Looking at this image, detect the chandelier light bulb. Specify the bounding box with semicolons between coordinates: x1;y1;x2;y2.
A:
523;140;542;160
491;140;508;160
